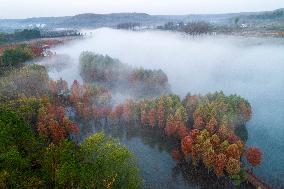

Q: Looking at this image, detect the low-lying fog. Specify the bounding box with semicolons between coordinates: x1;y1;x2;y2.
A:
43;28;284;187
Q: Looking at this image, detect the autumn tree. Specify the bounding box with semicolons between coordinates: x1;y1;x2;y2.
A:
123;99;134;122
239;101;252;123
189;129;200;141
157;97;165;128
226;144;241;160
181;136;193;156
37;103;79;144
210;134;221;148
177;126;188;139
214;153;227;177
115;92;261;183
206;117;218;135
49;78;68;96
165;114;176;136
226;157;241;176
182;94;199;124
227;134;240;144
148;108;156;128
70;80;81;103
202;149;216;170
246;147;262;168
113;104;124;122
218;119;233;140
193;114;205;130
174;106;188;137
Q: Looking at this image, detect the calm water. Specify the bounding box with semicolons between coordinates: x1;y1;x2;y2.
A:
43;28;284;188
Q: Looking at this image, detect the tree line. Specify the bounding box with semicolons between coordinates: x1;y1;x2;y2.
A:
0;28;81;45
157;21;213;35
0;29;41;45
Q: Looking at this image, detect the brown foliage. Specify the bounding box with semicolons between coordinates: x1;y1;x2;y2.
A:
225;157;241;176
226;144;241;160
206;117;217;134
246;147;262;167
193;115;205;130
214;153;227;177
37;103;79;144
181;136;193;156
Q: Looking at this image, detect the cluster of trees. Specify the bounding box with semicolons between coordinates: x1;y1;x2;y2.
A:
0;63;142;188
0;44;45;74
105;92;262;185
0;45;33;68
37;102;80;143
79;52;170;98
0;29;41;45
40;29;80;38
183;92;252;129
117;22;141;30
0;28;81;45
158;21;213;35
0;64;49;101
108;92;252;133
182;22;213;35
69;80;112;123
0;37;71;74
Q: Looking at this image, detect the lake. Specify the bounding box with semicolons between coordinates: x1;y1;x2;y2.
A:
43;28;284;188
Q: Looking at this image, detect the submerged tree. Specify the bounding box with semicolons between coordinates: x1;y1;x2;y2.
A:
246;147;262;168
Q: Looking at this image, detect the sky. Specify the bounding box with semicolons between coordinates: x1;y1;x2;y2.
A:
0;0;283;19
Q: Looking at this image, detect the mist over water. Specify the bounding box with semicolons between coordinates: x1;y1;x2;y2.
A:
42;28;284;188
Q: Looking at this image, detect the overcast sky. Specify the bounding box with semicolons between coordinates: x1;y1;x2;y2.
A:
0;0;283;19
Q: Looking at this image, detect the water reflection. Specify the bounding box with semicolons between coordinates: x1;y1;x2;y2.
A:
78;121;253;189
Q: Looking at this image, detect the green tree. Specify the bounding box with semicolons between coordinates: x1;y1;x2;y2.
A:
14;29;41;41
41;140;80;188
0;33;6;45
1;45;33;68
79;133;142;189
0;107;43;188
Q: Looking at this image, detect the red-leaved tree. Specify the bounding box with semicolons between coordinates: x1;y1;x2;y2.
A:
246;147;262;168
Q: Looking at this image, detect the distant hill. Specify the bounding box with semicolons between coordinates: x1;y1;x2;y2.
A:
0;8;283;31
55;13;156;27
242;8;284;20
